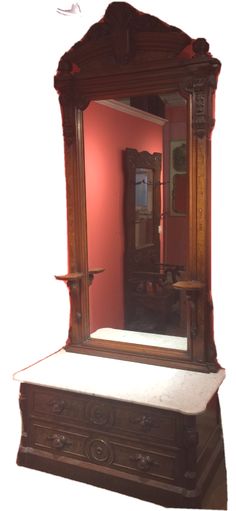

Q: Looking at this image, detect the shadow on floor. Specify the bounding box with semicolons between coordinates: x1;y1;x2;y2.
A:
201;459;227;510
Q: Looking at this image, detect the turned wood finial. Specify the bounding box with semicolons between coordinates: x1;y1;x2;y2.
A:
192;37;210;57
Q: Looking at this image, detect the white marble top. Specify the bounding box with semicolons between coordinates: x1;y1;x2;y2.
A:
91;327;187;350
13;349;225;415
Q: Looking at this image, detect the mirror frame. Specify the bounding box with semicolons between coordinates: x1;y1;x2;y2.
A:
54;1;221;372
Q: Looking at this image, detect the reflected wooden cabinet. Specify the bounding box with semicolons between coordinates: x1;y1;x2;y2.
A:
124;147;187;335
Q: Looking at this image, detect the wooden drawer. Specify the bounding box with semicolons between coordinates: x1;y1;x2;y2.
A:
30;386;178;445
32;387;84;422
31;421;87;459
30;420;178;482
116;404;176;444
85;435;177;481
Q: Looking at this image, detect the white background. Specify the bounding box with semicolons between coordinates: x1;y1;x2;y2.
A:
0;1;235;510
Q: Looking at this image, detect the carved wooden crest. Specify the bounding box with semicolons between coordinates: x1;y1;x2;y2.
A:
55;2;192;88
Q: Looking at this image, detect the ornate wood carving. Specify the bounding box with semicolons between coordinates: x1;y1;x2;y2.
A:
86;438;114;464
54;1;191;94
54;2;221;371
48;398;66;415
192;37;210;58
192;78;217;139
86;401;115;427
181;73;219;139
47;433;72;450
129;453;160;472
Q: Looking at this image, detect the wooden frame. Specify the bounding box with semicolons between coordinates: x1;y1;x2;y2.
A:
170;140;188;216
54;2;221;372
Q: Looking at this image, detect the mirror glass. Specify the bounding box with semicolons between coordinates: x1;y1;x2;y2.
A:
83;92;188;351
135;168;154;249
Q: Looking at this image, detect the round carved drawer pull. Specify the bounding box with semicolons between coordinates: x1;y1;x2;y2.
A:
130;453;160;472
47;433;72;450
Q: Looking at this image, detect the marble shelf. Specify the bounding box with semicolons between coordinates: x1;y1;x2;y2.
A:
91;327;188;350
14;348;225;415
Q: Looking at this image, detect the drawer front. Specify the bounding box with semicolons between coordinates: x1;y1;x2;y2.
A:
30;386;178;445
85;436;177;481
115;405;176;443
31;422;87;459
84;398;176;443
32;388;84;422
30;421;177;482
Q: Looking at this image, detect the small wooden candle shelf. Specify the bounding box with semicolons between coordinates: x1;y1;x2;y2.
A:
173;280;205;292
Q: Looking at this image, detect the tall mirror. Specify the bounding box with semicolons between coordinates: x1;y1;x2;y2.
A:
84;95;188;349
54;1;221;372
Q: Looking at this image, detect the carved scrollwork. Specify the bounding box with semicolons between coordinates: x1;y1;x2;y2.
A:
54;1;191;82
86;438;114;464
126;148;161;171
105;3;134;64
180;74;218;138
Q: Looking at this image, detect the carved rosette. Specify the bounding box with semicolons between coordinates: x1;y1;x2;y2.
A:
86;401;115;427
85;438;114;465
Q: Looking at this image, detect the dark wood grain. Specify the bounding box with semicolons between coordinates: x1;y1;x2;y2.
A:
17;382;225;508
53;2;221;372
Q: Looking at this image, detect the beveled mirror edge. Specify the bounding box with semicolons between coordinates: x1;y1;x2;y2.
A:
54;1;221;372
